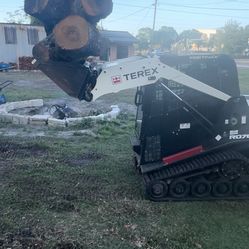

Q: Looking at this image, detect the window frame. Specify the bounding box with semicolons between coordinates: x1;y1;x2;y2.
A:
27;28;39;45
4;26;17;44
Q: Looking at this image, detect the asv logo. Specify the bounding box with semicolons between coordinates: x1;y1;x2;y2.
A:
112;75;122;85
229;134;249;140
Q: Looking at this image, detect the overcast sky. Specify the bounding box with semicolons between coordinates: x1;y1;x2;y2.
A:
0;0;249;35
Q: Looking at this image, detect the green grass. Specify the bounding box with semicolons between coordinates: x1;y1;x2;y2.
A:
1;119;249;249
5;87;67;102
1;70;249;248
239;68;249;94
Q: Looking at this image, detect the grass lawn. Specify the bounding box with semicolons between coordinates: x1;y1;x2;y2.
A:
239;68;249;94
0;69;249;248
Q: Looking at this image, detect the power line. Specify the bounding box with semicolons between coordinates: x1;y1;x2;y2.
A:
136;8;152;31
106;5;151;23
113;3;249;19
158;8;249;19
159;3;249;11
114;2;249;11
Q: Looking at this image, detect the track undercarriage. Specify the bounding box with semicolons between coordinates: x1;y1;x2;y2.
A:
143;147;249;201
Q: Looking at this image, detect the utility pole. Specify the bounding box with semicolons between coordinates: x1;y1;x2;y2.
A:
153;0;158;31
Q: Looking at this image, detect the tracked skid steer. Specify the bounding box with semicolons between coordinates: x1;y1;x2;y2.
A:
132;54;249;201
25;0;249;202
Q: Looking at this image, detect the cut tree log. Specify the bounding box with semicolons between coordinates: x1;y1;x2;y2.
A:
25;0;113;33
25;0;72;33
33;15;104;63
32;39;50;62
53;15;89;50
24;0;49;14
52;15;101;61
19;56;35;70
25;0;71;19
71;0;113;23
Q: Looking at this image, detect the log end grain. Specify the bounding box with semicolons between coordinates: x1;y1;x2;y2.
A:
53;15;89;50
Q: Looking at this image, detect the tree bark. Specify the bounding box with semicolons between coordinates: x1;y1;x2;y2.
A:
71;0;113;23
25;0;72;34
24;0;49;15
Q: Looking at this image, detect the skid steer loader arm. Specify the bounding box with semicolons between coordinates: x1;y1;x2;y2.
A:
26;0;231;103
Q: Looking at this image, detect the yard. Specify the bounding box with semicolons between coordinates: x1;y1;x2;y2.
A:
0;69;249;249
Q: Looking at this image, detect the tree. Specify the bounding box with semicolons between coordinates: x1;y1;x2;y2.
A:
242;25;249;51
211;21;247;55
136;27;153;51
179;29;202;41
151;26;178;50
6;8;29;24
136;26;178;51
6;8;43;26
30;16;43;26
178;29;203;51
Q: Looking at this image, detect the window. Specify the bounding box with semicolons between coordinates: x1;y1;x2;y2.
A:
27;28;39;45
4;27;17;44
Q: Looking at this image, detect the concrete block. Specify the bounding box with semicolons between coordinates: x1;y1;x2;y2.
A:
11;99;44;110
11;101;28;110
0;113;14;123
66;117;85;127
29;99;44;107
94;105;121;121
32;114;50;119
110;105;121;119
29;115;49;125
29;120;47;126
48;118;67;128
95;114;105;121
4;103;15;112
0;105;7;114
4;99;44;113
12;114;30;125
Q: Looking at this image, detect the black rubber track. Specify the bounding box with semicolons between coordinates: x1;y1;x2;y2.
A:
143;150;249;201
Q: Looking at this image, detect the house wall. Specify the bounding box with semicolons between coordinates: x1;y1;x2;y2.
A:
109;45;117;61
128;45;135;57
0;23;46;64
108;44;135;61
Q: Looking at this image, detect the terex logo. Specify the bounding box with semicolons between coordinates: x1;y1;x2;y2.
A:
123;67;159;81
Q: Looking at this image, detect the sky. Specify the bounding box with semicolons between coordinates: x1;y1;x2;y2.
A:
0;0;249;35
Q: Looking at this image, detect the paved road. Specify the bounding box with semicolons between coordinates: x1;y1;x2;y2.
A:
236;59;249;68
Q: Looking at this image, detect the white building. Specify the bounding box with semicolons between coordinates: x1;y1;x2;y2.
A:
0;23;46;64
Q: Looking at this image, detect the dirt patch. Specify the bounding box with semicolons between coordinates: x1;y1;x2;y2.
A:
0;142;48;159
53;241;85;249
0;229;44;249
0;229;86;249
